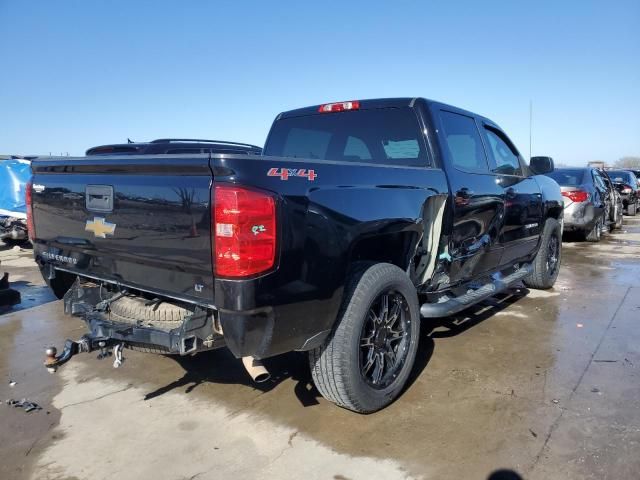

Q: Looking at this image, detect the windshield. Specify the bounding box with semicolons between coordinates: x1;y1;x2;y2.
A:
264;108;428;167
547;169;586;186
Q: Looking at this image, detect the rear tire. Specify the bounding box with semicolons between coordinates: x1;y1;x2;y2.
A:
613;207;624;230
584;216;603;242
524;218;562;290
309;263;420;413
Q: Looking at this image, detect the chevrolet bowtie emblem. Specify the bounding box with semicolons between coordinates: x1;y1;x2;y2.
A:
85;217;116;238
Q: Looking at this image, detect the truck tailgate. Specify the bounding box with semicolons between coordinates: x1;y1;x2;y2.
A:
31;155;215;305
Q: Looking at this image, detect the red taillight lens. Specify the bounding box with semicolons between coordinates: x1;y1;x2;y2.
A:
213;184;276;278
561;190;589;203
26;181;35;241
318;100;360;113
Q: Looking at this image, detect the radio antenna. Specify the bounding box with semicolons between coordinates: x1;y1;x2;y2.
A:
529;100;533;160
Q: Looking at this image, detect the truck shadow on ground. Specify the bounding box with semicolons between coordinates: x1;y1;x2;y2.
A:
0;280;58;314
487;470;523;480
0;240;32;251
143;287;529;408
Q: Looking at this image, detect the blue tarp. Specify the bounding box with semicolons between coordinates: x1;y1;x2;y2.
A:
0;159;31;218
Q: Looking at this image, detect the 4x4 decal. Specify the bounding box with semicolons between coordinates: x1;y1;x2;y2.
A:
268;167;317;181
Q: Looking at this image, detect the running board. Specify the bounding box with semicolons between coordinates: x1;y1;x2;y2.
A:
420;264;533;318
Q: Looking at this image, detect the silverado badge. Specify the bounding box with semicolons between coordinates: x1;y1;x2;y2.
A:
85;217;116;238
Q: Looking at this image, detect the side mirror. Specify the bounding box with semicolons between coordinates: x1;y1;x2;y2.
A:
530;156;554;175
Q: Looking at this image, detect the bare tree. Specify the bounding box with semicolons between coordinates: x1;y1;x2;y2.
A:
614;156;640;168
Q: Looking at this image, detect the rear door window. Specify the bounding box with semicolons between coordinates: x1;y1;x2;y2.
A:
439;110;488;173
264;108;429;167
481;127;523;176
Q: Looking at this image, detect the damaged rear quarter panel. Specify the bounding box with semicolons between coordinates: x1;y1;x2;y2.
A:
213;156;448;356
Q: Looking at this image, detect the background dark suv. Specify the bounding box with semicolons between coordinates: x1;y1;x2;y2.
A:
86;138;262;156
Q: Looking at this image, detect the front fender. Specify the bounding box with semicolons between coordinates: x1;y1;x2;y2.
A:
534;174;564;220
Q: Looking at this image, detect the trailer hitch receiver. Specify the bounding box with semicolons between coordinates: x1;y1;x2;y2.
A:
44;336;93;373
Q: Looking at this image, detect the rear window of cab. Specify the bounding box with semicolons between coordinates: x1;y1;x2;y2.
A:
264;108;429;167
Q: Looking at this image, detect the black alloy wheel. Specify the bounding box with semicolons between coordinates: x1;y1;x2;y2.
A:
359;291;411;389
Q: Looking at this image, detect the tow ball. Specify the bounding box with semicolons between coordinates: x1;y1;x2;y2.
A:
44;337;125;373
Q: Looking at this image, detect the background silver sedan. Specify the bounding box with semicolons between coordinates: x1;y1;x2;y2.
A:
547;167;617;241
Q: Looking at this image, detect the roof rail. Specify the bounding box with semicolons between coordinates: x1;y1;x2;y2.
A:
150;139;261;148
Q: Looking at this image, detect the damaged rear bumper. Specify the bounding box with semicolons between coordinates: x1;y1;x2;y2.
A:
46;279;273;382
55;280;224;362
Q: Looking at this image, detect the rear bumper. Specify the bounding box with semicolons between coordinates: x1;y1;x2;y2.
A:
60;276;339;360
562;202;601;231
63;280;223;355
218;307;333;359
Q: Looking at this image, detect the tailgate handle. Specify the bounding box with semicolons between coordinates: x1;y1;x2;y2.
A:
85;185;114;213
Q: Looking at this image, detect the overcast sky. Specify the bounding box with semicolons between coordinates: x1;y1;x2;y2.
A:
1;0;638;165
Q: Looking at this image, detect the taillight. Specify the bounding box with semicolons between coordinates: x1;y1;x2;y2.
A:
621;185;632;194
561;190;589;203
26;181;35;241
213;184;276;278
318;100;360;113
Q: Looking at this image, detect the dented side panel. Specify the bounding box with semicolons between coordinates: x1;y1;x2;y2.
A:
212;155;449;356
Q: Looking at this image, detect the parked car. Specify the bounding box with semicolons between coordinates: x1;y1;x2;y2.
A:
0;157;32;243
547;167;614;241
86;138;262;156
606;170;640;216
30;98;563;413
600;170;624;231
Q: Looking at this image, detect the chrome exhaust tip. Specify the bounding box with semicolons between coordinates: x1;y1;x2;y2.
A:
241;356;271;383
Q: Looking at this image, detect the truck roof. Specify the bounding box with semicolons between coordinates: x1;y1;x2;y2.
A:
277;97;493;125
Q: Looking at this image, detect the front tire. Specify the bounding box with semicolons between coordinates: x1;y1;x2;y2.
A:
309;263;420;413
524;218;562;290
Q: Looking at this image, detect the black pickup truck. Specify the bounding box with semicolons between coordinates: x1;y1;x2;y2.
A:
30;98;562;413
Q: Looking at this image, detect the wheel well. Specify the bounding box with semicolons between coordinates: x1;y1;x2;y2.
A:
349;232;417;272
547;205;564;222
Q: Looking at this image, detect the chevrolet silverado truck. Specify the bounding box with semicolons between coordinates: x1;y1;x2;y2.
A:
30;98;562;413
